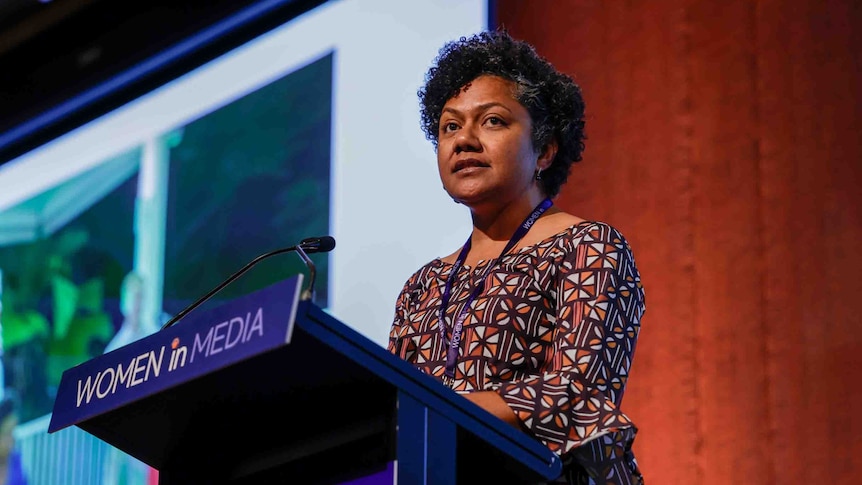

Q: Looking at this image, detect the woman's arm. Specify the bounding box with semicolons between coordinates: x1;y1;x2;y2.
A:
463;390;520;428
492;224;645;453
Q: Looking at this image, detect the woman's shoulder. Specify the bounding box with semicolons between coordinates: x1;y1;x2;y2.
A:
531;216;635;254
398;257;448;289
529;209;624;241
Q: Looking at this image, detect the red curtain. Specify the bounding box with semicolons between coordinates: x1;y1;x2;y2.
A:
496;1;862;483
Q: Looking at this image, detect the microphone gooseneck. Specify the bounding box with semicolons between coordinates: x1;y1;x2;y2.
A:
160;236;336;330
297;236;336;301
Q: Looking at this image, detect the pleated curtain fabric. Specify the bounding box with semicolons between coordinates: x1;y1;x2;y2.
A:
495;1;862;483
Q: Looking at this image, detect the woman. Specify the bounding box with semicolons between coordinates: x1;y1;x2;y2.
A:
387;31;646;484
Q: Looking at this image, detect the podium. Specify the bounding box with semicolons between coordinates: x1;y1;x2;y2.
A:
49;275;563;484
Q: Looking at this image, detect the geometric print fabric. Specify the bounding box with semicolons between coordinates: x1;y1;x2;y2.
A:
388;222;645;484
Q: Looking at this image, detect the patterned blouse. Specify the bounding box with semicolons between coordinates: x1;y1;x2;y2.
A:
388;221;645;484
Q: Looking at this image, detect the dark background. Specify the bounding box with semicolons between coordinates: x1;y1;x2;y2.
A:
0;0;328;163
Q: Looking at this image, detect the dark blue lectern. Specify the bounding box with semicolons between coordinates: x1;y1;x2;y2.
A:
49;275;562;484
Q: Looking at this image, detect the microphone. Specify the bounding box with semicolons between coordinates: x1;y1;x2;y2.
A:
293;236;335;302
160;236;336;330
296;236;336;253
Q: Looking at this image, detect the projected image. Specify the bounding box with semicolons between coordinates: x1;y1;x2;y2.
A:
0;53;332;484
163;52;333;313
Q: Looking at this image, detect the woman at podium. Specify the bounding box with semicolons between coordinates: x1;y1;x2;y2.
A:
388;30;646;485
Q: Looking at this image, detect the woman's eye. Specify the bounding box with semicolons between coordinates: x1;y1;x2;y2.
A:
485;116;505;126
441;122;459;133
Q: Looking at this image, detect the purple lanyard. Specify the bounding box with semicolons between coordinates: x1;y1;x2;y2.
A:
439;198;553;384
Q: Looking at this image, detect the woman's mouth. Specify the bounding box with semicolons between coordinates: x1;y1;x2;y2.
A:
453;158;489;173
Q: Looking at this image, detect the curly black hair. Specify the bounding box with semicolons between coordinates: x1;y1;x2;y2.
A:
418;30;586;198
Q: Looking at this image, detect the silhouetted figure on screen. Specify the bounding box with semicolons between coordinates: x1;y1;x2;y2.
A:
103;272;159;485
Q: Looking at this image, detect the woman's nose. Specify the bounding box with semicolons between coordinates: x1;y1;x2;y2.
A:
453;125;481;153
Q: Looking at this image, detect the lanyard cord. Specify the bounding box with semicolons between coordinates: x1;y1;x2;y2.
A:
438;198;553;384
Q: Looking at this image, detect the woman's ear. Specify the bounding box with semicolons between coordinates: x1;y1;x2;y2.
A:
537;138;558;171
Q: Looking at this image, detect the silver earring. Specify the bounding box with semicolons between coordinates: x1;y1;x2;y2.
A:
535;169;543;180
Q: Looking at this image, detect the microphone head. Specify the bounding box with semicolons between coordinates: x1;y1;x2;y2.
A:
299;236;336;253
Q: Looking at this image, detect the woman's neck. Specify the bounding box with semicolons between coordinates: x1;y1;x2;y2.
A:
471;191;547;234
465;194;551;260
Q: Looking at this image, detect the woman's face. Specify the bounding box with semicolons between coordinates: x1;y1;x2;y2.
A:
436;75;549;211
